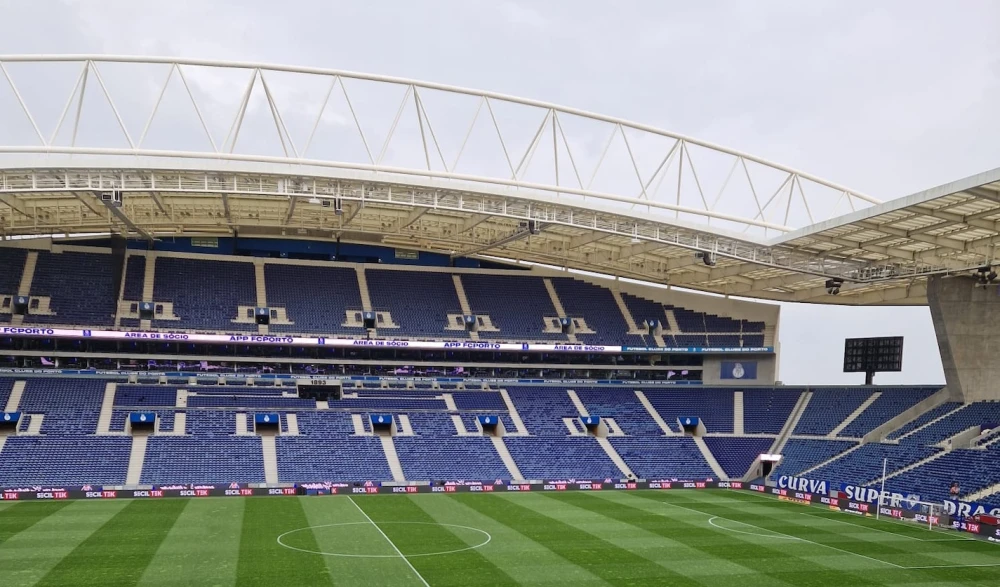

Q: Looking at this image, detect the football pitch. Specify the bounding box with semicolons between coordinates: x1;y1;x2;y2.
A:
1;490;998;586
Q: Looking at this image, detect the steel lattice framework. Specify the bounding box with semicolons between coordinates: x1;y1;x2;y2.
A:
0;55;997;304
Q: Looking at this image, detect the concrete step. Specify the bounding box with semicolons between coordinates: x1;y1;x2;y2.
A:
865;387;950;442
453;275;472;315
379;435;406;482
96;382;117;435
829;392;881;437
125;435;148;486
11;252;37;326
733;391;744;435
566;389;588;416
596;436;634;478
4;380;25;412
611;289;642;333
798;443;863;478
142;252;156;301
663;309;681;334
260;435;279;484
498;389;529;436
897;404;968;441
634;390;676;435
769;391;811;456
964;481;1000;502
543;278;577;343
284;413;300;435
235;413;249;435
254;258;267;307
692;436;728;479
356;266;372;312
490;436;525;480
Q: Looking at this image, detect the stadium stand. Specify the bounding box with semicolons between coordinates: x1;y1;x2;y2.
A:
643;388;735;433
549;277;644;345
504;437;621;479
266;264;363;334
366;269;464;338
153;257;257;331
461;274;566;341
743;388;802;434
768;439;858;479
886;402;963;440
793;388;873;436
702;436;775;478
837;387;939;437
27;251;117;326
610;437;715;479
806;442;941;486
900;401;1000;445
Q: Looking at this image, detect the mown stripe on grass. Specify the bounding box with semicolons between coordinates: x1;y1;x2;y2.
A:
299;495;416;586
35;498;188;587
410;493;611;587
236;497;331;586
680;490;1000;579
353;495;519;587
568;491;883;586
139;497;245;587
455;492;698;586
0;501;72;544
0;499;129;587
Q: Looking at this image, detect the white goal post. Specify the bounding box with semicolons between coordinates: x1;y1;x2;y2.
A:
877;494;943;530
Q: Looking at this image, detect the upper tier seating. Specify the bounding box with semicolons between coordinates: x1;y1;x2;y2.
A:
153;257;256;331
17;378;106;434
550;278;644;345
367;269;464;338
122;254;146;301
266;264;363;334
901;401;1000;445
837;388;939;438
461;274;566;341
886;402;963;440
743;388;802;434
793;388;874;436
27;251;116;326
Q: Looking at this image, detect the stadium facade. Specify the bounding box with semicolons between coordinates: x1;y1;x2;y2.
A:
0;56;998;522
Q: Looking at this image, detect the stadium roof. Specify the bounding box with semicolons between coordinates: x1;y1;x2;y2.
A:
0;55;996;305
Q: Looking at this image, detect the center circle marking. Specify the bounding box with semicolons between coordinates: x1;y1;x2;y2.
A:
276;521;492;558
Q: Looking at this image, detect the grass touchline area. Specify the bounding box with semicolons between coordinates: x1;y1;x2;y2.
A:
0;489;998;586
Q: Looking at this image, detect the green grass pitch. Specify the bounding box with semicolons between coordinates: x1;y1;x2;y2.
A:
1;489;998;586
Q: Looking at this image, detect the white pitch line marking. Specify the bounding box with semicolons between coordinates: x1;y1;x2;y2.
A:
348;496;431;587
799;512;923;541
653;497;905;569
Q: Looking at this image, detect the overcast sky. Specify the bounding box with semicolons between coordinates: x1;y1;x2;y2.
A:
3;0;999;385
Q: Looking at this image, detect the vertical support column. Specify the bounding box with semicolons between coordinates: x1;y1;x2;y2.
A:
928;275;1000;402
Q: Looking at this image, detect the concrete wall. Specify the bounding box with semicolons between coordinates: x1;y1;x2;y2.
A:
928;275;1000;402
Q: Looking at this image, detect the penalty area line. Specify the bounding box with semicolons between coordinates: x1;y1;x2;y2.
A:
348;496;431;587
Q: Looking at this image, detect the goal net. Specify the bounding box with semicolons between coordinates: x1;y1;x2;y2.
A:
876;494;943;530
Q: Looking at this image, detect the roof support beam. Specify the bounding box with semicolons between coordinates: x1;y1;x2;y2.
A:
340;203;363;228
456;213;490;234
568;232;609;249
149;191;167;214
0;194;31;218
392;207;427;231
283;196;297;224
614;241;664;260
221;193;232;225
84;191;154;241
858;221;968;251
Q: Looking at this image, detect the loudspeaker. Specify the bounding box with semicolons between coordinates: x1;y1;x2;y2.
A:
255;307;270;325
12;296;28;315
139;302;154;319
363;311;376;329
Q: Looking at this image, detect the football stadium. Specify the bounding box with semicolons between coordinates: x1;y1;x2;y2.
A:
0;55;999;585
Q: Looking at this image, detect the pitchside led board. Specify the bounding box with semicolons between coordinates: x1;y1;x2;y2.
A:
844;336;903;384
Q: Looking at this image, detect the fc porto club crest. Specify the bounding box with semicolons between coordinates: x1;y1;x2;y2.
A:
732;362;745;379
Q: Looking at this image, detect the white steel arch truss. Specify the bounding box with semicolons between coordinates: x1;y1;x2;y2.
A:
0;56;997;305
